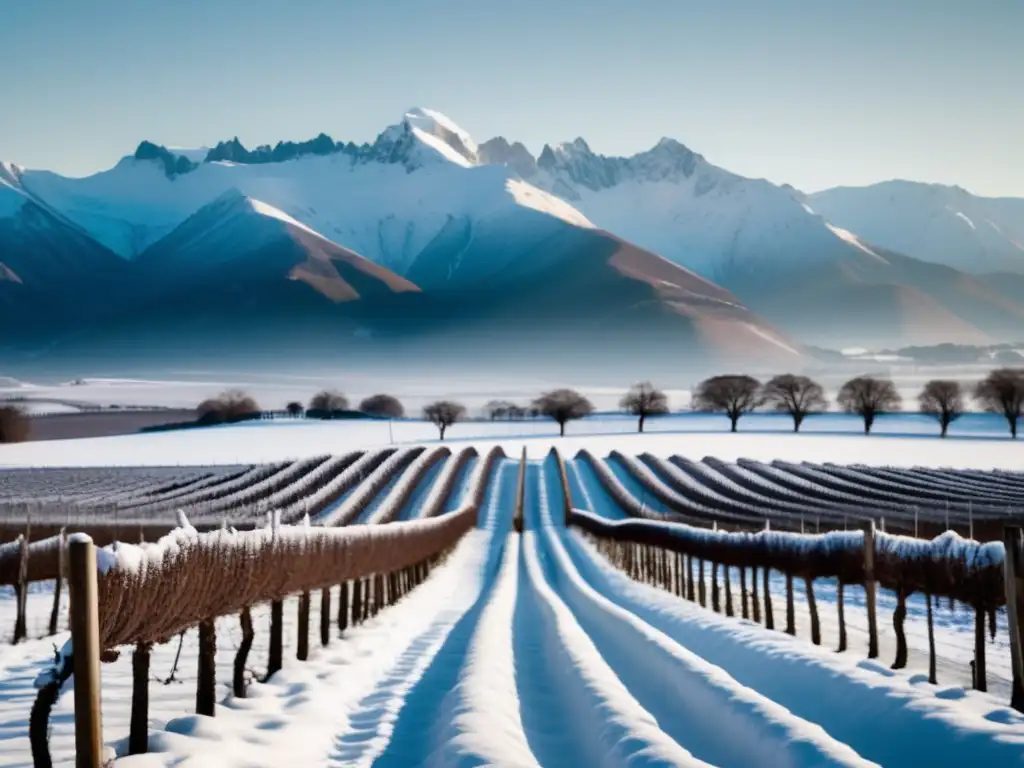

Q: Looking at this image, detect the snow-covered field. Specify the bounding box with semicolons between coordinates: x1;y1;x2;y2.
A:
2;411;1023;765
2;411;1022;470
2;456;1023;767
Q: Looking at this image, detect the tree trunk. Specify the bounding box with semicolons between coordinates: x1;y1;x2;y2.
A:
941;419;949;438
926;591;937;684
750;567;761;623
730;415;738;433
234;607;254;697
320;588;331;647
864;414;874;434
711;563;720;612
892;589;908;669
439;424;446;440
974;605;987;691
352;579;362;625
267;600;283;679
338;581;349;633
560;421;566;437
836;582;847;652
724;566;734;617
739;567;749;619
793;414;803;433
297;591;310;661
687;555;695;602
638;414;645;433
129;642;151;755
48;574;62;638
785;572;795;635
763;567;774;630
805;575;820;645
196;620;216;717
1011;416;1018;439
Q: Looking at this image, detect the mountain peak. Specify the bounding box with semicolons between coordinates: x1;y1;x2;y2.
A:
373;107;478;169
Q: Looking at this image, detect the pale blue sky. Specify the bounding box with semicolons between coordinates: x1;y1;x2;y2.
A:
2;0;1021;196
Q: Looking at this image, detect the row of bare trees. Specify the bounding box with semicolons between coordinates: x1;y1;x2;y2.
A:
196;367;1022;440
692;368;1024;437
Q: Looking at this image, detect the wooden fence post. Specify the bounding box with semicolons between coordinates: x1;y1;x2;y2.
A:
863;521;879;659
1003;526;1024;710
69;535;103;768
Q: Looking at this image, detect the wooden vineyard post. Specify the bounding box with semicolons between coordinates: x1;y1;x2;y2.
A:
1003;526;1024;710
68;535;103;768
863;521;879;659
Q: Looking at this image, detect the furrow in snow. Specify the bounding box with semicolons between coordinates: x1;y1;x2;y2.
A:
532;459;871;767
562;527;1024;766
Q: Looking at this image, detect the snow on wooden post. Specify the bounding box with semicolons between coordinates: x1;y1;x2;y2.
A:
862;520;879;659
1003;527;1024;710
68;534;103;768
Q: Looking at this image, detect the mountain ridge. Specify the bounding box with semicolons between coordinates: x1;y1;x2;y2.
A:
3;107;1023;359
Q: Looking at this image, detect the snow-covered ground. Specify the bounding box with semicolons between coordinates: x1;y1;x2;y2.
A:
2;411;1022;470
1;456;1023;766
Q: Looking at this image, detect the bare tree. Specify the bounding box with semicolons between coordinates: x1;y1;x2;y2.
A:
285;401;304;417
197;389;261;423
974;368;1024;439
620;382;669;433
836;376;902;434
918;380;965;438
309;390;349;413
763;374;827;433
692;375;763;433
423;401;466;440
360;394;405;418
0;405;29;443
533;389;594;436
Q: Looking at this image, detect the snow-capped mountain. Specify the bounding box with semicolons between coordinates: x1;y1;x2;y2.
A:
3;106;1023;359
0;108;804;370
806;181;1024;275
